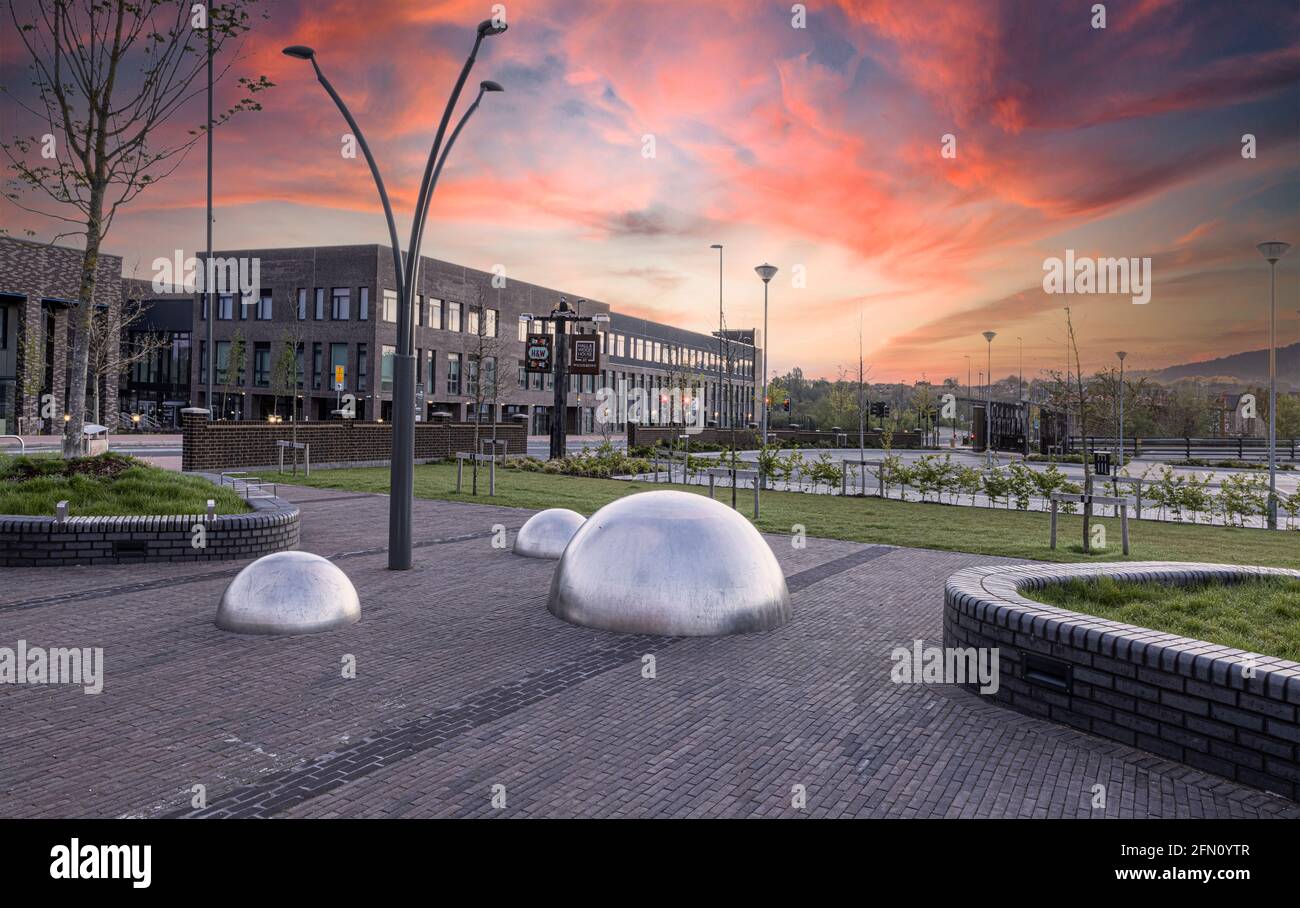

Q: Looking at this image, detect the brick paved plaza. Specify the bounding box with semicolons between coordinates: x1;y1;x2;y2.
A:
1;486;1296;819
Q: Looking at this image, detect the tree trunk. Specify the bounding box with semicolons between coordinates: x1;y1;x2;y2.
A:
64;196;106;458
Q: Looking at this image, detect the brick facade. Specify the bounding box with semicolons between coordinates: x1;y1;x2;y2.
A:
180;408;526;472
944;562;1300;800
0;236;123;434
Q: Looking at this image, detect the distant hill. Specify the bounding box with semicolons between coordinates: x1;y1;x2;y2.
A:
1146;342;1300;387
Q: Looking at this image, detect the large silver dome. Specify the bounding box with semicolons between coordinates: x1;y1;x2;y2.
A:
216;551;360;634
547;490;791;636
513;508;585;559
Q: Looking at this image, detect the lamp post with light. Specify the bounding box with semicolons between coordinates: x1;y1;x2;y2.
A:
982;331;996;463
283;19;507;570
1116;351;1127;469
754;264;778;446
1258;241;1291;529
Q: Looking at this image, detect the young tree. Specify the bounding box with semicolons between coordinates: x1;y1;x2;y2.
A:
270;331;299;421
222;329;246;420
1;0;272;455
468;300;507;495
1064;307;1095;553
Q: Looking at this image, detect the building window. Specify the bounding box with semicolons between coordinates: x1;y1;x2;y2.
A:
312;343;322;390
518;364;526;389
217;295;234;320
447;301;462;332
215;341;230;384
429;298;442;329
359;343;369;392
359;286;370;320
330;343;348;390
415;294;424;327
466;307;480;336
517;318;527;342
314;288;325;320
485;308;498;337
332;287;350;320
253;342;271;387
383;289;398;323
255;290;272;320
297;288;307;320
379;344;394;393
425;350;436;394
446;352;461;395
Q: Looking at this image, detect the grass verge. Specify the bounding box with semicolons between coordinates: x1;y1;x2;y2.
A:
0;453;249;516
291;462;1300;569
1026;576;1300;661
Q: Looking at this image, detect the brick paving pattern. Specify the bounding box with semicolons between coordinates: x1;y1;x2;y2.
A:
0;485;1295;818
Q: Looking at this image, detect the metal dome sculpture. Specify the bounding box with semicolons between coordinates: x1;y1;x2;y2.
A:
547;490;791;636
513;508;585;559
216;551;360;635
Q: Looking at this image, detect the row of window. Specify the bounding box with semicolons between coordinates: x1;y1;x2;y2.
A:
513;321;753;377
199;287;500;339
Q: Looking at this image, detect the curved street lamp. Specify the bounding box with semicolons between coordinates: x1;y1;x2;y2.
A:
283;20;507;570
754;264;778;446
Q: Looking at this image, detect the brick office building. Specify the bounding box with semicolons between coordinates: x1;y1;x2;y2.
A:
1;238;760;436
0;236;124;436
189;244;759;433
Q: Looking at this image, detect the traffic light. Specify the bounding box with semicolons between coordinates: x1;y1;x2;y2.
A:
783;398;791;412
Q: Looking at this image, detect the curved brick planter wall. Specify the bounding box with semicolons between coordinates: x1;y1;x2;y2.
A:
0;493;299;567
944;562;1300;801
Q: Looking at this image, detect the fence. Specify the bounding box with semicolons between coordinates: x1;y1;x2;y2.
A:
1070;436;1299;461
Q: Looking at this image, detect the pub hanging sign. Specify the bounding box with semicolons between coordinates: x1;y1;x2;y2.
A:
568;335;601;375
525;333;553;374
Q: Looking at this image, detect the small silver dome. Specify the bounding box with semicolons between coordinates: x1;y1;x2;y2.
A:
513;508;585;559
216;551;360;635
547;490;791;636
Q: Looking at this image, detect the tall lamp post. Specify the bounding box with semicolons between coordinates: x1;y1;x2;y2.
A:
284;18;507;570
522;300;609;460
1258;241;1291;529
710;244;724;427
1116;351;1127;469
963;354;971;443
982;331;996;463
754;264;778;446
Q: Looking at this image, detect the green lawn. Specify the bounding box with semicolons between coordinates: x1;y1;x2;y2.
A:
1026;576;1300;661
292;462;1300;569
0;453;249;517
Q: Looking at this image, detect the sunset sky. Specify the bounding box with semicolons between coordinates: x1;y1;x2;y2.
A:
3;0;1298;383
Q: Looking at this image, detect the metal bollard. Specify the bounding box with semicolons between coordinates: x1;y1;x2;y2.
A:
753;475;760;519
1050;498;1058;550
206;499;216;521
708;474;716;498
1121;503;1130;555
56;500;69;526
456;456;463;493
490;456;496;496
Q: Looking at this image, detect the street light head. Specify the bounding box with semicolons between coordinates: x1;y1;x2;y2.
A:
983;331;997;342
1116;350;1128;361
477;19;508;37
282;45;316;60
710;243;723;250
1257;241;1291;263
480;80;505;93
755;263;778;283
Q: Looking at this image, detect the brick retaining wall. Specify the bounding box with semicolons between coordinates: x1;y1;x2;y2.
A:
0;492;299;567
181;410;526;472
944;562;1300;801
